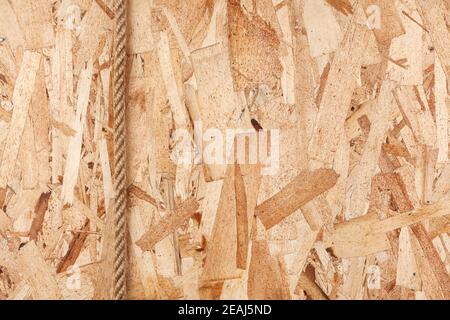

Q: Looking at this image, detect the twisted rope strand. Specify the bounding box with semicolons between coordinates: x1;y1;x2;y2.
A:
113;0;127;300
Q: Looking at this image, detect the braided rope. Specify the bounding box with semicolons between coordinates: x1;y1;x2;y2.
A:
113;0;127;300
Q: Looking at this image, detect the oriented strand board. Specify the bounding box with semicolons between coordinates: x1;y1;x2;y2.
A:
0;0;449;301
0;0;115;300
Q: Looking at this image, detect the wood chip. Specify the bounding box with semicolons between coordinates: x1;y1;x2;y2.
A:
18;241;59;299
28;192;51;240
0;51;41;188
255;169;339;229
247;240;290;300
11;0;54;49
137;198;199;251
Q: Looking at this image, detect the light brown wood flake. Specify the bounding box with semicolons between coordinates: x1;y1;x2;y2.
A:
396;227;421;290
61;60;93;205
0;51;41;188
75;1;112;73
18;241;60;299
235;163;249;270
248;240;290;300
255;169;339;229
325;196;450;258
295;264;329;300
29;192;51;241
410;223;450;299
360;0;405;48
304;0;343;58
137;198;199;251
200;164;241;284
308;12;372;167
128;0;154;54
227;0;282;92
11;0;55;49
157;31;189;127
417;0;450;82
345;80;397;219
0;0;25;56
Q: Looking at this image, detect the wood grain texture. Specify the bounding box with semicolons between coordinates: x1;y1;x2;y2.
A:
0;0;449;301
136;197;199;251
255;169;339;229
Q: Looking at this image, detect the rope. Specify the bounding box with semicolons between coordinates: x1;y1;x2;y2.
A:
113;0;127;300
